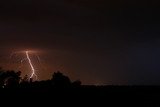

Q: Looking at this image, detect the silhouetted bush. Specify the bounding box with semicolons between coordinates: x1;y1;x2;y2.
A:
0;70;21;88
72;80;82;87
51;71;71;87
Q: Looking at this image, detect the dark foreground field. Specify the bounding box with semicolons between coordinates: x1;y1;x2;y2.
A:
0;86;160;106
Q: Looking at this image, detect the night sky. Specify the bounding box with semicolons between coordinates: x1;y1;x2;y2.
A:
0;0;160;85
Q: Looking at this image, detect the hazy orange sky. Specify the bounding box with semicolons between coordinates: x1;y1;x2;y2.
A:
0;0;160;85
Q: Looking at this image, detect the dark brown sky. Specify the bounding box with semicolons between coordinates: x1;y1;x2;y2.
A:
0;0;160;85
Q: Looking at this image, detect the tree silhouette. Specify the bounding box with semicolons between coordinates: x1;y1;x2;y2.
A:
21;75;29;83
0;68;6;87
72;80;82;87
0;68;82;89
51;71;71;87
0;70;21;88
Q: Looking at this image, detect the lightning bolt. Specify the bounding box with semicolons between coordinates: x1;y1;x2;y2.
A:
26;51;38;80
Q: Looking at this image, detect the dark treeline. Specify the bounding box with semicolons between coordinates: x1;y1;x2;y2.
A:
0;68;160;106
0;68;81;89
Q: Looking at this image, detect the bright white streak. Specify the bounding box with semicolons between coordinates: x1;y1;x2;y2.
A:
26;51;38;80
